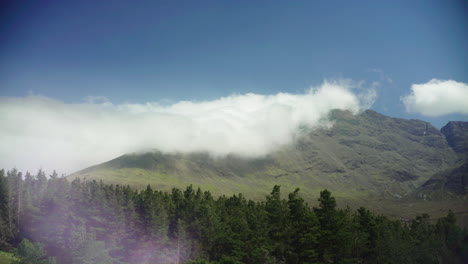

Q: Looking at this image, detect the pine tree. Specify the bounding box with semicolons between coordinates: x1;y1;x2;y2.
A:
0;169;12;250
69;225;117;264
13;238;56;264
7;169;22;242
265;185;289;262
314;189;353;263
287;188;319;263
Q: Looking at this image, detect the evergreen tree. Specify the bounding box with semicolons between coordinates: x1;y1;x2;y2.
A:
352;207;377;261
69;225;119;264
314;189;353;263
265;185;289;261
1;167;467;264
13;239;56;264
287;188;319;264
0;169;12;250
435;210;467;263
7;169;22;242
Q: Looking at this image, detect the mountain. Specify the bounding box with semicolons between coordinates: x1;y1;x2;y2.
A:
441;121;468;157
418;161;468;197
415;121;468;199
71;110;464;204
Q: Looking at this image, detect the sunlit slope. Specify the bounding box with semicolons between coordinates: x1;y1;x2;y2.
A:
71;110;460;201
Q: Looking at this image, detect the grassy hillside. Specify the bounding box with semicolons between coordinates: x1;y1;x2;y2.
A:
72;110;459;200
0;251;14;264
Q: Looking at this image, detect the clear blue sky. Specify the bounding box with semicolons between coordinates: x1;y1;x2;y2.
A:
1;0;467;127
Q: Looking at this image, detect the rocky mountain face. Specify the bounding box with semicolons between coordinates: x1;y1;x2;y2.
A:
441;121;468;157
420;162;467;195
416;121;468;198
71;110;464;203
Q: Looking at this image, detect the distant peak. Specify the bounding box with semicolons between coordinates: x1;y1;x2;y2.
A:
441;121;468;155
442;121;468;127
363;109;384;117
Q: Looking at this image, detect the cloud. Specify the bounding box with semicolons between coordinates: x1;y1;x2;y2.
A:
0;80;375;173
367;68;393;83
401;79;468;117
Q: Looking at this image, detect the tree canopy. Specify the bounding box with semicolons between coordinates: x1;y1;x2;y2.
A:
0;169;467;264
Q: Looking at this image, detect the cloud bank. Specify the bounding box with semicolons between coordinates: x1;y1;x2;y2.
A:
0;80;375;173
401;79;468;117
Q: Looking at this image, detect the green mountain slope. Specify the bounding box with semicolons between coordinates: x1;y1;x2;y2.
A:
71;109;461;203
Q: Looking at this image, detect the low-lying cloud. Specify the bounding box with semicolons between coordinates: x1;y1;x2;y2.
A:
0;80;375;173
401;79;468;117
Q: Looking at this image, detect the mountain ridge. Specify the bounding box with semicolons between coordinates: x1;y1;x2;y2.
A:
71;110;465;199
69;109;468;223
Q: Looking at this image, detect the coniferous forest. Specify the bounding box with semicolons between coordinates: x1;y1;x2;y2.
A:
0;169;467;264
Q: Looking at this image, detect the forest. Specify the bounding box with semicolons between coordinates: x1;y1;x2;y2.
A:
0;169;467;264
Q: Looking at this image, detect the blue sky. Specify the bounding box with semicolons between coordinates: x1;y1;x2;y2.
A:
1;0;468;172
1;0;467;125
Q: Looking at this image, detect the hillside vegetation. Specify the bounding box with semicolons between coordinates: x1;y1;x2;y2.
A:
0;251;15;264
71;110;467;221
1;170;467;264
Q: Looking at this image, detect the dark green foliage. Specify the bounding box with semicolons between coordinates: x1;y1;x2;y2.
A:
69;225;119;264
13;239;55;264
0;169;467;264
0;170;12;250
287;188;318;263
314;190;354;263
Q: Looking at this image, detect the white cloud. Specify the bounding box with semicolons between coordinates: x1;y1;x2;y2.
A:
0;80;375;174
401;79;468;117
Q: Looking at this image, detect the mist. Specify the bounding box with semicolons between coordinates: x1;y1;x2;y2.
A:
0;80;376;173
